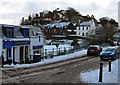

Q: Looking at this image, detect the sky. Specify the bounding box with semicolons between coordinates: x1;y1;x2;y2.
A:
0;0;119;25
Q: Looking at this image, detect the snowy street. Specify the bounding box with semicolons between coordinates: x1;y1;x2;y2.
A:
2;49;116;83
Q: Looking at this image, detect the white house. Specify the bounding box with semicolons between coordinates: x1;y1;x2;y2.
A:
23;25;45;62
0;24;45;64
76;20;96;37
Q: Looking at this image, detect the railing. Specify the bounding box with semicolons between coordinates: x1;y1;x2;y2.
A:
40;43;89;61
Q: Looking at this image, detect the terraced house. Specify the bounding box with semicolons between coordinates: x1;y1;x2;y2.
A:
0;24;45;64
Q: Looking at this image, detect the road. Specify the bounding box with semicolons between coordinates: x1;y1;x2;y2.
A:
2;55;110;83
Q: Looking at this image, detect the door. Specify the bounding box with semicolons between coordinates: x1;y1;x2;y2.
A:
25;46;29;63
20;46;24;63
7;49;12;64
13;47;15;63
7;49;11;59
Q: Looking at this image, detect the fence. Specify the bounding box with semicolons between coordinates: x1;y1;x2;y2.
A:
40;43;89;61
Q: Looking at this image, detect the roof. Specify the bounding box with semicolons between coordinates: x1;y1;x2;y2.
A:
44;22;70;28
89;45;100;48
0;24;43;38
1;24;17;28
105;46;119;49
21;25;42;36
113;33;120;38
78;21;93;27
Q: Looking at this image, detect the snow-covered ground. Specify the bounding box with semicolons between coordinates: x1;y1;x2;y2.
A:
4;49;87;68
80;59;119;83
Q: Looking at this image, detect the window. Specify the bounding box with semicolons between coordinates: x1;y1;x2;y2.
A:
83;27;84;30
6;28;14;38
39;35;40;42
86;27;89;30
82;33;84;36
24;29;29;38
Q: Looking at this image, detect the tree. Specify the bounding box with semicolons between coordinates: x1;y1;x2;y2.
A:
91;17;118;43
65;7;79;21
100;17;118;42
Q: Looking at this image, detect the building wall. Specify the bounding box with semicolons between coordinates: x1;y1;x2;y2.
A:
88;21;96;36
30;36;44;60
76;20;96;37
76;26;90;37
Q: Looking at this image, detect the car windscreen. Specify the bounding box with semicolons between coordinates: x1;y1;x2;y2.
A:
88;47;97;50
103;48;115;52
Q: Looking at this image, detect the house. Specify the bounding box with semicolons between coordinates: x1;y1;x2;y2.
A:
0;24;45;64
43;22;76;36
76;20;96;37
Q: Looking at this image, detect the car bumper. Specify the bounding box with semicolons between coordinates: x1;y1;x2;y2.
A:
87;52;99;55
100;55;114;60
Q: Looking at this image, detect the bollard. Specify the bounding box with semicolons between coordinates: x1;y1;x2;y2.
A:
109;57;111;72
99;62;103;82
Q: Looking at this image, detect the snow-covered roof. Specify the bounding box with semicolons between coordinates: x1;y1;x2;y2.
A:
78;21;92;27
113;33;120;38
1;24;18;28
21;26;30;29
46;40;52;44
44;22;70;28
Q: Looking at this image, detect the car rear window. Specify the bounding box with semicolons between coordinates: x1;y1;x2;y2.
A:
88;47;97;50
104;48;115;52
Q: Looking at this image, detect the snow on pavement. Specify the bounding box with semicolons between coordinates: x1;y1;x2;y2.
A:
80;59;119;83
4;49;87;68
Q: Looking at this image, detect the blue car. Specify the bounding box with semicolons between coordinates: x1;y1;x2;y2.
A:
100;46;120;60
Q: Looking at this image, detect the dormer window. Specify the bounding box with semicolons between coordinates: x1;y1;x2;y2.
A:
6;28;14;38
20;26;30;38
24;29;29;38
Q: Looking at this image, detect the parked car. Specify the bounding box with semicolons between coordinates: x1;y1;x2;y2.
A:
87;45;102;56
100;46;120;60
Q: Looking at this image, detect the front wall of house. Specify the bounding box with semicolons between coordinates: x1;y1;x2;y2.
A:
30;36;44;60
76;26;89;37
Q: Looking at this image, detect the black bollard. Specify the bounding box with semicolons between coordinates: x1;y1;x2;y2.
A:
109;57;111;72
99;62;103;82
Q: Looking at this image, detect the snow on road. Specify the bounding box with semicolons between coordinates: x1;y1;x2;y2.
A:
80;59;119;83
4;49;87;68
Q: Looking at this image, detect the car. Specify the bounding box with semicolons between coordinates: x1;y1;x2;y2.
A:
87;45;102;56
100;46;120;60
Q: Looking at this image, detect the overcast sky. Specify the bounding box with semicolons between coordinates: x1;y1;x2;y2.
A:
0;0;119;25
